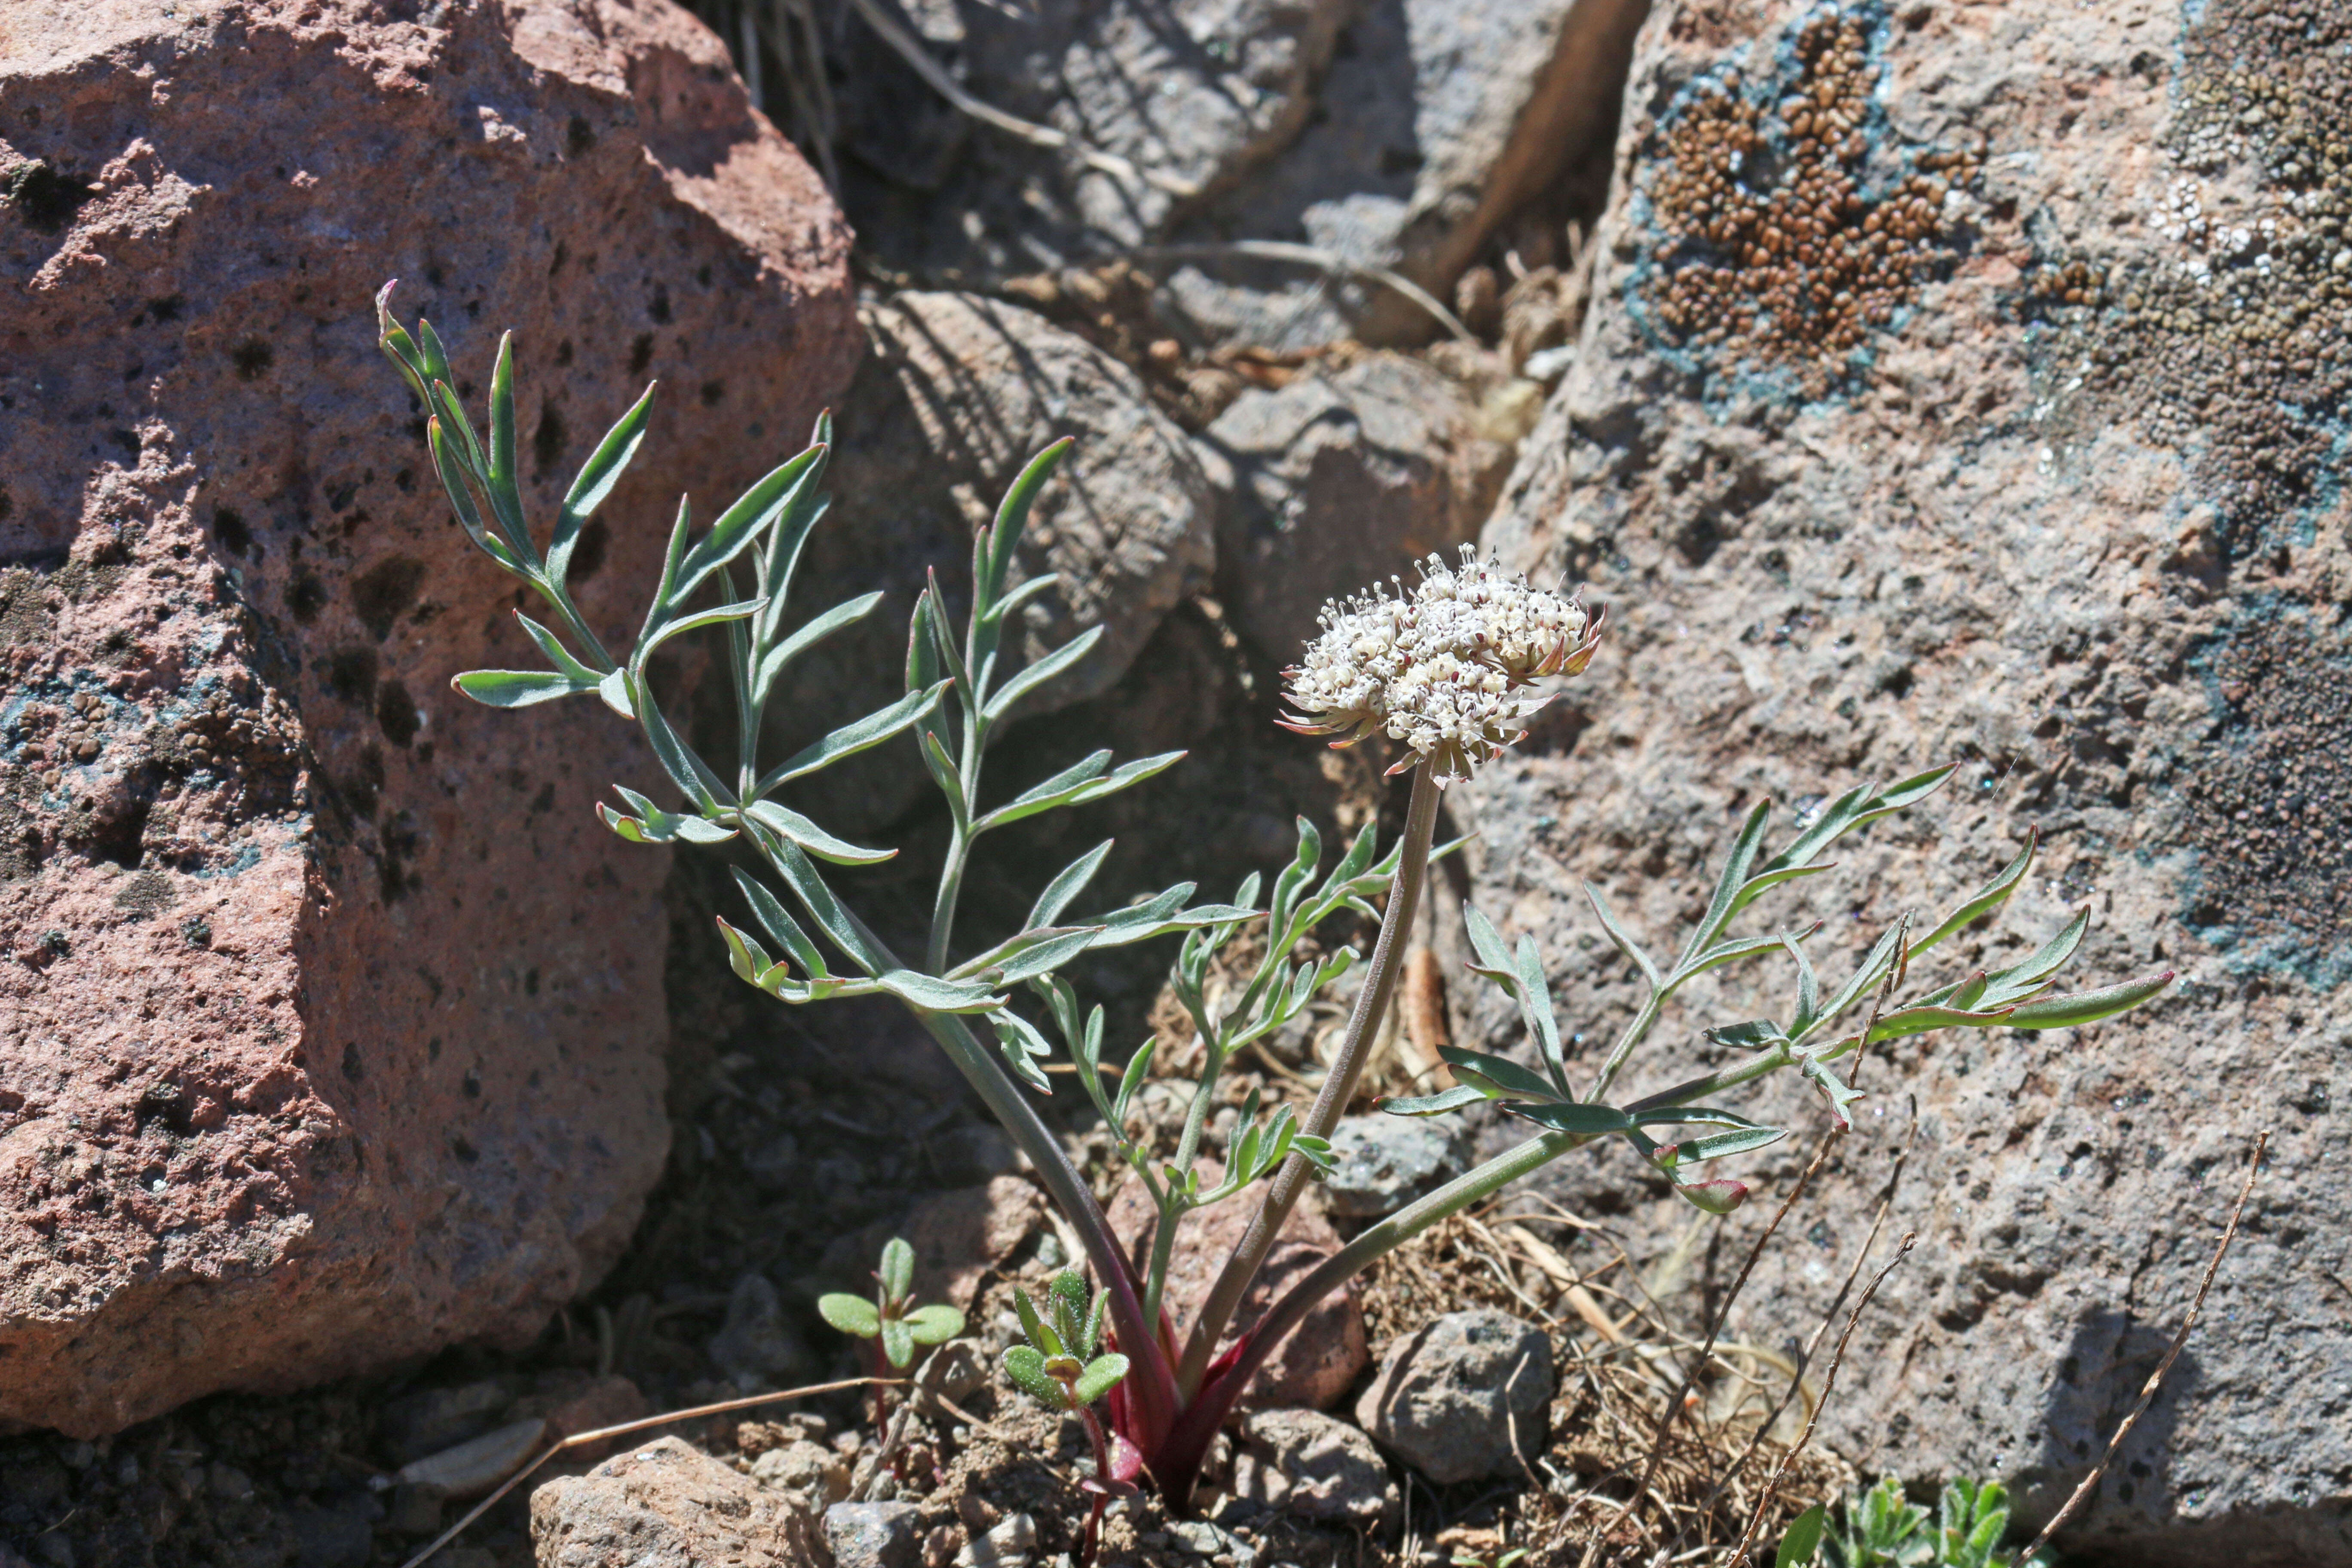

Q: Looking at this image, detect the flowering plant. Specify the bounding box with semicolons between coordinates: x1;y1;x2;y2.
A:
377;284;2172;1514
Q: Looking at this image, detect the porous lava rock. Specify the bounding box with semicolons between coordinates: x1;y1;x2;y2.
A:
1200;351;1515;663
1457;0;2351;1562
531;1435;823;1568
0;0;857;1433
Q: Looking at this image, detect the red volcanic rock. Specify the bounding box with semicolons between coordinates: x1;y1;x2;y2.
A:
0;0;858;1433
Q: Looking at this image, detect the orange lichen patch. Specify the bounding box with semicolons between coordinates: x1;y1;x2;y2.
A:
1635;9;1981;398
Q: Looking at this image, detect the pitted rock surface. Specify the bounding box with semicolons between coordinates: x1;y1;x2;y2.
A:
1458;0;2351;1560
0;0;858;1433
1201;352;1515;663
1355;1308;1552;1485
531;1436;822;1568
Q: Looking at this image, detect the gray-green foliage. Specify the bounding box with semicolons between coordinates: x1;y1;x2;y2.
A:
1002;1269;1130;1412
378;282;1418;1363
375;284;1296;1075
1389;772;2174;1214
816;1237;965;1371
1787;1475;2050;1568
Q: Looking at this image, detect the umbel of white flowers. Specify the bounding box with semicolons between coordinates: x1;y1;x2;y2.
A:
1281;545;1605;786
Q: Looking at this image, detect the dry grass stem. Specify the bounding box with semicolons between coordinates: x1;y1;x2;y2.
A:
1724;1233;1920;1567
395;1375;892;1568
2014;1130;2269;1564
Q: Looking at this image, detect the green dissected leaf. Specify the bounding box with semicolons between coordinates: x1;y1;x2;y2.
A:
483;333;536;565
598;667;635;718
1799;1055;1865;1130
1074;1354;1129;1406
1314;819;1380;904
984;571;1062;628
1013;1288;1062;1357
755;833;880;976
1112;1038;1155;1125
1912;832;2036;959
426;415;508;566
637;682;733;811
818;1293;880;1338
980;439;1074;612
1799;922;1910;1043
1270;817;1323;938
1502;1101;1636;1135
1084;894;1256;949
1784;931;1823;1035
1381;1085;1488;1117
876;970;1005;1014
1582;883;1664;990
514;613;603;682
452;669;600;707
1679;799;1774;963
993;927;1108;986
636;595;766;664
921;731;969;822
1684;927;1816;977
991;1010;1056;1092
600;786;738;845
1635;1105;1777;1130
753;683;947;797
744;800;893;865
666;445;825;612
983;624;1103;722
715;916;772;984
905;1304;965;1345
751;441;833;646
2002;971;2173;1029
636;495;695;654
879;1237;915;1302
1975;909;2091;1008
550;382;655;582
757;591;884;708
1438;1046;1559;1102
977;750;1109;826
1776;1503;1826;1568
1865;1003;2016;1041
1029;840;1114;931
906;589;946;696
731;868;828;980
1746;766;1956;897
1001;1344;1066;1406
879;1317;916;1369
1705;1019;1790;1051
1511;934;1569;1095
1461;902;1517;993
1659;1123;1790;1164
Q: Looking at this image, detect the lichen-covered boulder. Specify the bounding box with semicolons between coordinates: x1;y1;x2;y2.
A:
0;0;857;1433
1457;1;2350;1562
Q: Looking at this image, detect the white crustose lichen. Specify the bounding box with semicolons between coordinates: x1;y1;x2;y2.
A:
1281;546;1606;785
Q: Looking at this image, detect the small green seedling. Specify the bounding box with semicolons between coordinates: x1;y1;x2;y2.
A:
1003;1269;1133;1568
819;1237;965;1430
1816;1476;2050;1568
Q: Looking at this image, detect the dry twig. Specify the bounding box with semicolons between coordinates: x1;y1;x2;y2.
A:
1724;1233;1919;1566
395;1375;892;1568
2014;1130;2268;1563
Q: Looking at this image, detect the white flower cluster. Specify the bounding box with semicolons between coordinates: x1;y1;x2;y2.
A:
1281;547;1603;785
